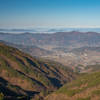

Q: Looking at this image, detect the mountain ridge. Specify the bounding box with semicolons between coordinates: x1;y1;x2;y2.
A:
0;42;76;99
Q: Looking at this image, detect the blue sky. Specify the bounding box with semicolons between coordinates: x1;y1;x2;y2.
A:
0;0;100;28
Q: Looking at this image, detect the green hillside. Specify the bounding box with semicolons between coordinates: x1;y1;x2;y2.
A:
46;71;100;100
0;42;76;99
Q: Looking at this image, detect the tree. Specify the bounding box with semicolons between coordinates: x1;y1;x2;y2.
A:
0;93;4;100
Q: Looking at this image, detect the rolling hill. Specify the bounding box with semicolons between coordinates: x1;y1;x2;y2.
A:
46;70;100;100
70;46;100;53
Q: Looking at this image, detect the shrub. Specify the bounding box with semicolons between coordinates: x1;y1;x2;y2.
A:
77;97;90;100
92;90;100;95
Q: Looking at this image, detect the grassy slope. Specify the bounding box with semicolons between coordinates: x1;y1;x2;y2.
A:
0;42;76;99
46;71;100;100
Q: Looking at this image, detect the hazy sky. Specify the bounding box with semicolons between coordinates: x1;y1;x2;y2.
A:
0;0;100;28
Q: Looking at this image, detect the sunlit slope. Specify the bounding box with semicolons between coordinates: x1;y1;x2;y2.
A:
46;71;100;100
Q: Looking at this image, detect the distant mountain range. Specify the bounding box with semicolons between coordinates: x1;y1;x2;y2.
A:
0;31;100;47
1;28;100;33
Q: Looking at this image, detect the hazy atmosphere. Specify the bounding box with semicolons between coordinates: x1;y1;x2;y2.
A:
0;0;100;28
0;0;100;100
